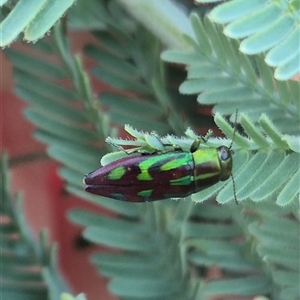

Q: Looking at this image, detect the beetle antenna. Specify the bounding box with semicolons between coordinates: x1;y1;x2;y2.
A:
231;174;238;205
229;109;238;150
229;110;238;204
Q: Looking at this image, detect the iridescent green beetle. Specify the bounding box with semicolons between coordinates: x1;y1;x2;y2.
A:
84;133;233;202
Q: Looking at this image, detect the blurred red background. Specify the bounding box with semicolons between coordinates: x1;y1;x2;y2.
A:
1;32;117;300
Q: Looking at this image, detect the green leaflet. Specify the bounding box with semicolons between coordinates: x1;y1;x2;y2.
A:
201;0;300;80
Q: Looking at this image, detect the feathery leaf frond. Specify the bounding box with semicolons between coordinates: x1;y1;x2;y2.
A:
0;0;75;47
0;153;70;299
195;0;300;80
162;14;300;135
4;5;196;299
85;24;195;135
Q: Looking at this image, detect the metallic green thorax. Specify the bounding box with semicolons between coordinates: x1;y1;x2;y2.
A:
192;147;232;189
192;148;220;180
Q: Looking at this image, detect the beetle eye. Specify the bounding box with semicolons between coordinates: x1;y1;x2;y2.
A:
217;146;232;181
218;146;230;161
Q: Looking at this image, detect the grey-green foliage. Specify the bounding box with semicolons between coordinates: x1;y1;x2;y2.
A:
4;2;196;298
195;207;299;300
0;0;75;47
4;0;300;299
195;0;300;80
60;293;87;300
162;14;300;136
0;154;70;300
83;16;204;135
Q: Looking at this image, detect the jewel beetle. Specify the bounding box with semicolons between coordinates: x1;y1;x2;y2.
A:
84;136;234;203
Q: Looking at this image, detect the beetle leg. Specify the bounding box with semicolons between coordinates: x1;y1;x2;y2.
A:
201;129;213;143
150;133;184;152
190;130;213;153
